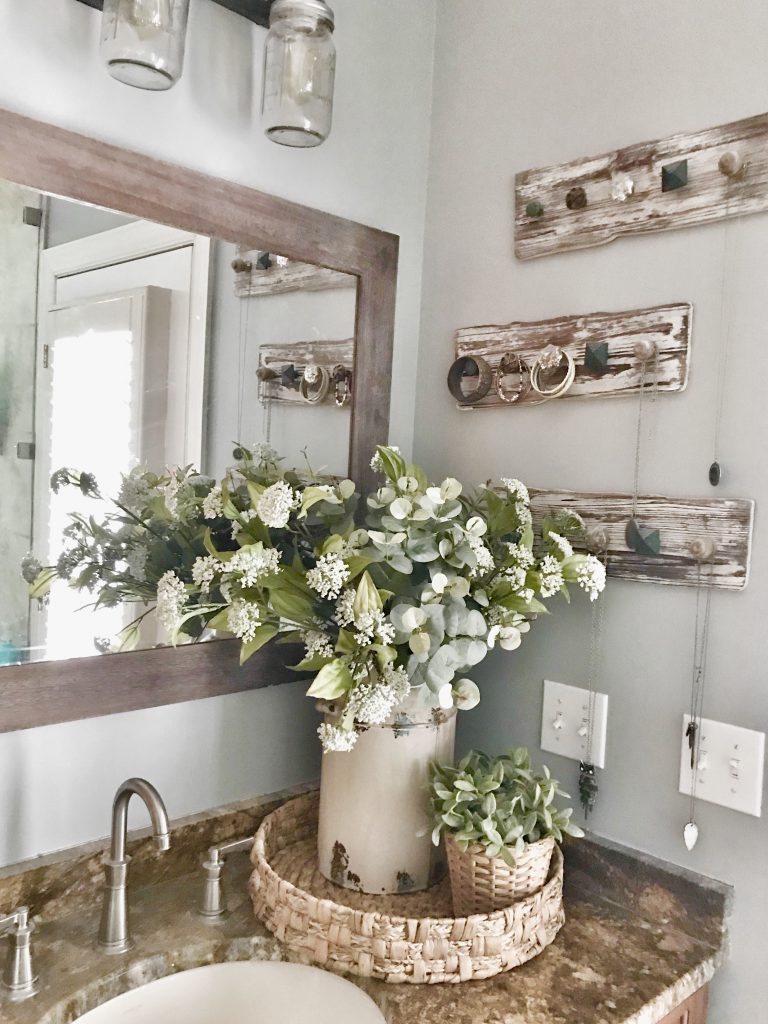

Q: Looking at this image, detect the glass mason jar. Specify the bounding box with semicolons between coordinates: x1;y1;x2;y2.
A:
261;0;336;148
100;0;191;91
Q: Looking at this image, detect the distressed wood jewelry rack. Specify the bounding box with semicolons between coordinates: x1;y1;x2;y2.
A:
452;302;691;408
530;489;755;590
515;111;768;260
234;246;355;297
258;338;353;405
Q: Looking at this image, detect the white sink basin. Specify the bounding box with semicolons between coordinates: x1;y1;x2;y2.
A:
74;961;385;1023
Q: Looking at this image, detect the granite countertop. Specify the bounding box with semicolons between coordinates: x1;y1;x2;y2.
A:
0;787;731;1024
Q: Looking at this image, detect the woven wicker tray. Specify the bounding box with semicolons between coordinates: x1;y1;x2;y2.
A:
249;792;565;984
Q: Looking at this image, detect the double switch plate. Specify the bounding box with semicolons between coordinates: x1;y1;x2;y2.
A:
679;715;765;817
540;679;608;769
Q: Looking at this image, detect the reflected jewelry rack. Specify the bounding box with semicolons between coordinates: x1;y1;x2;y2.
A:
257;338;354;407
450;303;691;409
233;247;355;297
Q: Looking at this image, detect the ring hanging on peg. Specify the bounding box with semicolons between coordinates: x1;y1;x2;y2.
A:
688;537;716;562
718;151;745;179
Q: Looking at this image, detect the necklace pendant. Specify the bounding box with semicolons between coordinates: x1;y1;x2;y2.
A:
625;518;662;556
683;821;699;851
579;761;599;818
709;461;721;486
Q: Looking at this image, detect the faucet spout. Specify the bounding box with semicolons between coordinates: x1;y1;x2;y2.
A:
98;778;170;954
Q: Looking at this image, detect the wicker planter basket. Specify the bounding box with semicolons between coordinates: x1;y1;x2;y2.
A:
445;834;556;917
249;793;565;984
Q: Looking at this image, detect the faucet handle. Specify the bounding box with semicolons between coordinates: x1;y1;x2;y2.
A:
0;906;39;1002
199;837;254;920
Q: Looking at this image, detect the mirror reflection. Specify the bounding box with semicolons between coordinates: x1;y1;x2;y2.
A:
0;178;357;665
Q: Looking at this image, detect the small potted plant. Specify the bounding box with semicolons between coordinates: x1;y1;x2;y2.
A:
430;748;584;916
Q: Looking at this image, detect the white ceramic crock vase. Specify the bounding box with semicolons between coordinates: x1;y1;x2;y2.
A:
317;696;457;895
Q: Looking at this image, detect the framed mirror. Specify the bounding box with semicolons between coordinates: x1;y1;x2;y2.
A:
0;107;398;733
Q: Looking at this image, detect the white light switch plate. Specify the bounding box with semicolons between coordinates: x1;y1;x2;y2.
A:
540;679;608;768
679;715;765;817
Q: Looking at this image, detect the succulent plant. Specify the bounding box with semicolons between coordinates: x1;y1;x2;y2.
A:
430;747;584;865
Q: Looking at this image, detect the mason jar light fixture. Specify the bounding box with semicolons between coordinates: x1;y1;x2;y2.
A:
261;0;336;148
100;0;191;91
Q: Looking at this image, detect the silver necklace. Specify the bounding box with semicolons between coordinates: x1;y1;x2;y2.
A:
579;546;607;818
683;557;714;850
625;343;660;554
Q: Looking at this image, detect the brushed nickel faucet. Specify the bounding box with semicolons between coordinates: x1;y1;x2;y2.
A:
0;906;38;1002
98;778;170;954
198;837;254;920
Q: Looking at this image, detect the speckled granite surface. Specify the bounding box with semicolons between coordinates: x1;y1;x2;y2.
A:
0;787;731;1024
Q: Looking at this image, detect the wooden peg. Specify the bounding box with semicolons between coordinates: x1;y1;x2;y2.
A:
718;151;744;179
633;338;657;362
231;258;253;273
688;537;716;562
256;366;278;382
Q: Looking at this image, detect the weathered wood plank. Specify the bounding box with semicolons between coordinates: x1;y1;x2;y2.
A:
234;247;355;297
515;112;768;259
454;303;691;407
530;490;754;590
259;338;354;405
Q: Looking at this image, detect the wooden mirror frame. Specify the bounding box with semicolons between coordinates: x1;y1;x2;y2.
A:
0;108;398;733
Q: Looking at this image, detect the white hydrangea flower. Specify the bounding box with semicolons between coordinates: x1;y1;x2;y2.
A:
256;480;296;529
318;722;358;753
468;535;495;578
501;478;530;504
334;588;356;627
202;484;224;520
160;474;180;517
539;553;564;598
228;546;281;586
226;599;261;642
125;545;148;583
576;556;607;602
306;553;350;600
548;532;574;558
192;555;220;594
515;501;533;528
348;664;410;725
506;543;534;568
370;445;401;472
500;565;527;591
118;467;150;513
301;629;335;661
156;570;187;637
354;610;395;647
251;442;279;465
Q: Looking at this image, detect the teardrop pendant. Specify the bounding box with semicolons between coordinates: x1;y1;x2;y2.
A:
683;821;699;851
709;461;721;486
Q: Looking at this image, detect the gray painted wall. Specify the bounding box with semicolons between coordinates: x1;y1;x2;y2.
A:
415;3;768;1020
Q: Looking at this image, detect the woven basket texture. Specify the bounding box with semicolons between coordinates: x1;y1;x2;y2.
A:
445;834;555;916
249;792;564;984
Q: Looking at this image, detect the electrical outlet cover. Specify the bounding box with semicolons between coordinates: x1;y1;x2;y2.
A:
679;715;764;817
540;679;608;768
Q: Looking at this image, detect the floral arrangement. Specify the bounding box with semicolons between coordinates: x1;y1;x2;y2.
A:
26;445;605;751
430;748;584;863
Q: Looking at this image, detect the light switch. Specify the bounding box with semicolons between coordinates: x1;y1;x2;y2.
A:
679;715;764;817
540;679;608;768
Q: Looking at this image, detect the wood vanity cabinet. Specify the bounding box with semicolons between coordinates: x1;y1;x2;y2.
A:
656;985;709;1024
